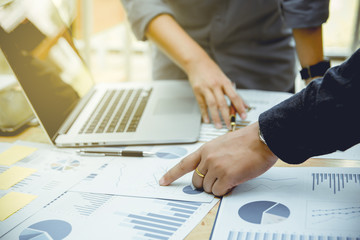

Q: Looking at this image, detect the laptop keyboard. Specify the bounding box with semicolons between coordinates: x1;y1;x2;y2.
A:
78;88;152;134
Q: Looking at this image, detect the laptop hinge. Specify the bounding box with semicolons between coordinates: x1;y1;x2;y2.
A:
57;88;96;135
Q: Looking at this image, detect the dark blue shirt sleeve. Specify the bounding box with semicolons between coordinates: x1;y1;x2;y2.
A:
259;48;360;164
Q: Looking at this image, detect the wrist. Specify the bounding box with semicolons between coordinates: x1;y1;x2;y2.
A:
256;123;277;161
300;59;330;82
183;51;213;76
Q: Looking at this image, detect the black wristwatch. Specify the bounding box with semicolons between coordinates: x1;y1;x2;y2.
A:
300;60;331;80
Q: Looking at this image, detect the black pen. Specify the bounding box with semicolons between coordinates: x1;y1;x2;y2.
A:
76;149;156;157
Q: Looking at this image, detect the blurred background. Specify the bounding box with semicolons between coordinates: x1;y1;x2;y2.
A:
1;0;359;84
0;0;359;132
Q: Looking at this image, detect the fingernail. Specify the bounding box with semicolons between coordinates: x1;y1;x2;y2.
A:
241;113;247;119
159;177;165;186
203;117;209;123
215;123;222;129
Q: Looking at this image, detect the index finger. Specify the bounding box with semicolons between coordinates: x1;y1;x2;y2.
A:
159;150;201;186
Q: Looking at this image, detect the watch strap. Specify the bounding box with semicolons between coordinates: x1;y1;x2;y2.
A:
300;60;330;80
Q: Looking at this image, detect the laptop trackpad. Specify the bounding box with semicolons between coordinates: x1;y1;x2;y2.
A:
154;98;194;115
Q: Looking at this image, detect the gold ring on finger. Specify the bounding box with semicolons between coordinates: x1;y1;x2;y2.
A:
195;167;205;178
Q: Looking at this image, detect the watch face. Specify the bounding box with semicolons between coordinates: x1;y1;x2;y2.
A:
258;128;267;145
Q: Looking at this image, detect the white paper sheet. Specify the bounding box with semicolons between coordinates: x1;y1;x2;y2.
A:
211;167;360;240
72;143;214;203
2;191;219;240
0;142;105;237
315;143;360;160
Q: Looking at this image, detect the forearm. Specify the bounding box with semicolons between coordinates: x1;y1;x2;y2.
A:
292;26;325;84
280;0;329;84
259;49;360;164
145;14;213;75
293;26;324;67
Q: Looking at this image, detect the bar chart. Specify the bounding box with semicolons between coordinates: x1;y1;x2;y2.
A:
3;191;218;240
115;199;204;239
226;231;360;240
73;192;112;216
311;172;360;194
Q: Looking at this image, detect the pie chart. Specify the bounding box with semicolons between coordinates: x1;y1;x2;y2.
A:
19;219;72;240
182;185;203;195
156;146;188;159
238;201;290;224
50;159;80;171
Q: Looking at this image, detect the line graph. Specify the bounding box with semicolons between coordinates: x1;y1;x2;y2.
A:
236;176;298;193
307;200;360;231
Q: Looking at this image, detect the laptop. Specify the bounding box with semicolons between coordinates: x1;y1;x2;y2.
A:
0;0;201;147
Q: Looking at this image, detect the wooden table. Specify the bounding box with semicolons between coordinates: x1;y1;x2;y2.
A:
1;126;360;240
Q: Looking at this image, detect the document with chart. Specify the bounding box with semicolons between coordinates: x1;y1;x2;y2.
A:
2;191;219;240
0;142;104;237
314;143;360;160
71;143;214;202
211;167;360;240
199;89;292;142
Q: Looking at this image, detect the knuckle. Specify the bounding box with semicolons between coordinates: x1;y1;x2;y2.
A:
209;79;221;88
202;183;210;193
206;153;218;164
227;91;237;99
199;103;207;110
206;98;217;107
213;189;226;197
218;101;228;109
178;159;188;172
208;82;217;89
213;161;223;170
193;84;202;93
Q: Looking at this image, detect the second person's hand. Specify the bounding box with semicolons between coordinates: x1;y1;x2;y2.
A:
186;56;248;129
146;14;248;129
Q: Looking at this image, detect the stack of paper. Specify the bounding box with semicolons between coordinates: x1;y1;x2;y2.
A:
0;142;105;237
0;141;219;240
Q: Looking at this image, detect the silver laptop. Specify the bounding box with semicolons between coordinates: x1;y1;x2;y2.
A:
0;0;201;147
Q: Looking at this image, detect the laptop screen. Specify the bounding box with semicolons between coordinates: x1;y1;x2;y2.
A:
0;0;93;139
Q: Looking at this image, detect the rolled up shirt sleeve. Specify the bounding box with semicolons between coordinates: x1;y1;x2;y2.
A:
259;48;360;164
279;0;329;28
121;0;173;40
